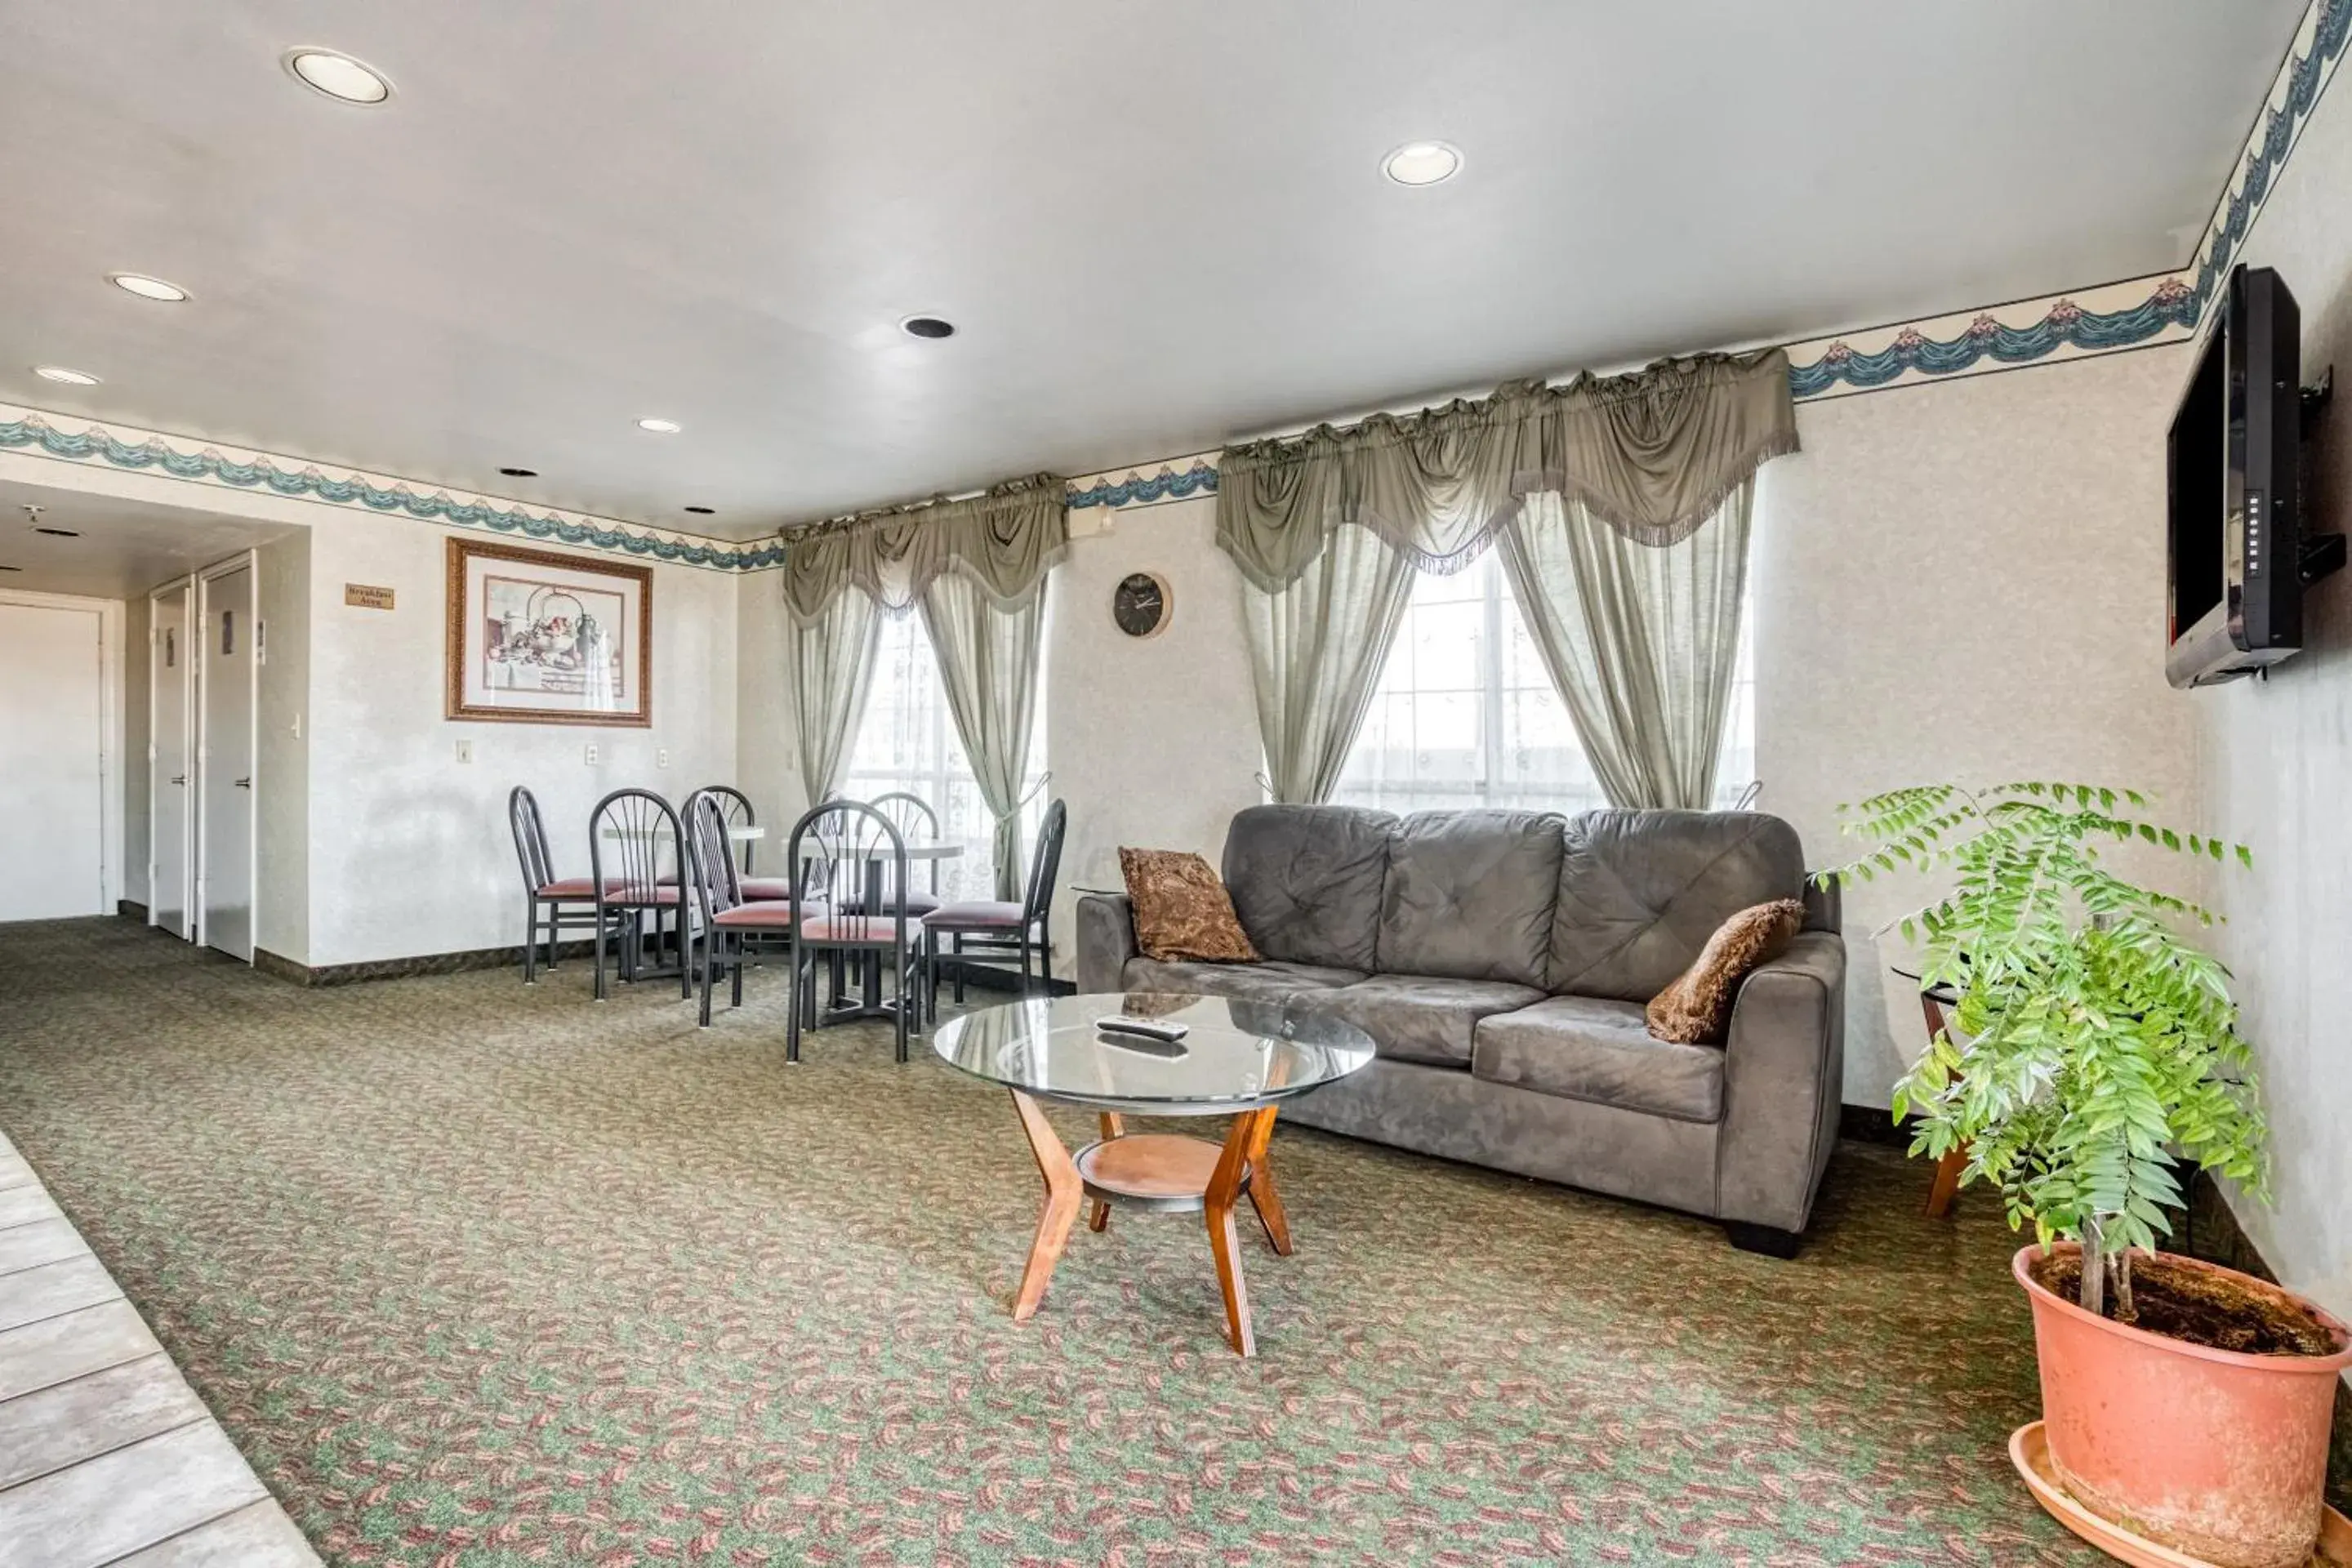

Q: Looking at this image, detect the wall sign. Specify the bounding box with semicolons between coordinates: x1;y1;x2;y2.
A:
345;583;396;610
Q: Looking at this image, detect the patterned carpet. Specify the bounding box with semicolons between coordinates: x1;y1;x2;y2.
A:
0;917;2106;1566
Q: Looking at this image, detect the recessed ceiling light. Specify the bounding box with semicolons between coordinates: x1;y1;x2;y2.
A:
1383;141;1463;186
33;527;81;538
33;366;100;385
636;417;682;434
684;506;715;515
899;315;956;340
498;466;539;478
109;273;189;303
284;48;393;105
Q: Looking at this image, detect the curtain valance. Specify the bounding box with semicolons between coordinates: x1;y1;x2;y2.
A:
781;474;1069;625
1214;350;1795;591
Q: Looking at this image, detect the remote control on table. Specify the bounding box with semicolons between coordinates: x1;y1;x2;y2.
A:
1094;1016;1189;1043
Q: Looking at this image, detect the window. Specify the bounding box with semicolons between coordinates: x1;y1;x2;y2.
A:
840;610;1047;902
1334;553;1754;816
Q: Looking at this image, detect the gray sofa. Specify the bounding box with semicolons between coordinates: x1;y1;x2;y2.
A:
1076;805;1845;1254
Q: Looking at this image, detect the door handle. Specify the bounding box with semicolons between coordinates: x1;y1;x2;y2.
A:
170;775;187;786
234;777;252;789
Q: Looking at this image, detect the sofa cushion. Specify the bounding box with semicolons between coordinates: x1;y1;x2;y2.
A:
1121;956;1365;1004
1317;974;1548;1068
1473;995;1725;1122
1548;810;1806;1002
1374;811;1564;987
1222;805;1394;972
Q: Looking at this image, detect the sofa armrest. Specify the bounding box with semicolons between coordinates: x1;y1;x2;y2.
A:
1076;893;1138;994
1715;930;1846;1233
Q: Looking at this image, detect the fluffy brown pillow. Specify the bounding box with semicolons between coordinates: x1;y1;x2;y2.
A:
1646;899;1806;1045
1120;848;1263;964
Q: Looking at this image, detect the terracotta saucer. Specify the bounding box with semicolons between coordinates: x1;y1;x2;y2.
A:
2011;1422;2352;1567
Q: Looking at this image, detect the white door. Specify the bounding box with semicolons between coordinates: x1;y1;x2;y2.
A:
0;601;107;921
151;579;194;938
198;563;256;960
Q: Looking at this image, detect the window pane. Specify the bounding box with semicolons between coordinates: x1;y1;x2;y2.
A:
1337;553;1755;817
840;609;1048;902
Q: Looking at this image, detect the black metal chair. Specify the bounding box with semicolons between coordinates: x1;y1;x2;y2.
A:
786;800;921;1063
587;787;691;1002
857;791;942;918
683;791;799;1026
508;786;612;984
691;783;799;902
922;798;1067;1009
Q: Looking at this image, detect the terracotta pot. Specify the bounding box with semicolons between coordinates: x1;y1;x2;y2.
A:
2015;1244;2352;1568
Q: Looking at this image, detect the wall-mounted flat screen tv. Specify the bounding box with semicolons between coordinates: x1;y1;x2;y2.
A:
2166;265;2305;688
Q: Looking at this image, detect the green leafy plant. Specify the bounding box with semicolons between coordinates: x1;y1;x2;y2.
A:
1824;782;2267;1320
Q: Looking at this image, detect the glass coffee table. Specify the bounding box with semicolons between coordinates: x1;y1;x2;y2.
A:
933;992;1374;1356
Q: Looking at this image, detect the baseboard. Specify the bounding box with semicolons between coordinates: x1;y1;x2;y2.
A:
255;940;598;987
116;900;149;922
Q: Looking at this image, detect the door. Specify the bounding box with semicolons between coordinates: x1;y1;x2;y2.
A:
150;579;194;938
198;562;256;960
0;601;108;920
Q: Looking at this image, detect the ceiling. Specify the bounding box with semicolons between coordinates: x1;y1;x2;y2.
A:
0;480;297;600
0;1;2307;541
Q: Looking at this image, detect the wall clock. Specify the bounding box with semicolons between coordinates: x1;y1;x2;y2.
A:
1112;571;1171;639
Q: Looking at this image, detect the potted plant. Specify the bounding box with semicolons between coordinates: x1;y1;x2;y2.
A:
1829;782;2350;1568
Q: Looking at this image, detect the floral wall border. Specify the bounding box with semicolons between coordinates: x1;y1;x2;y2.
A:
0;405;778;573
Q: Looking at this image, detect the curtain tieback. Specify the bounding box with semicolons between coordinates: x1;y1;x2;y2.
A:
992;771;1052;824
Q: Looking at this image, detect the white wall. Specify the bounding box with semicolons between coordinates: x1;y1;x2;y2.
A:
301;521;739;968
734;568;806;842
255;532;310;963
122;592;149;909
2189;62;2352;1325
1754;348;2200;1106
1045;499;1263;962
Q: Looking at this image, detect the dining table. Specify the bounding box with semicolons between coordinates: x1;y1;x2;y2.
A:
816;840;963;1025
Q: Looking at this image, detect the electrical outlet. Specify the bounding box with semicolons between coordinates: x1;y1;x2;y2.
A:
455;738;473;764
291;713;302;740
656;746;670;769
583;742;599;765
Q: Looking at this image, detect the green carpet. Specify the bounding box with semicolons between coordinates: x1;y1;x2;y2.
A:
0;917;2103;1565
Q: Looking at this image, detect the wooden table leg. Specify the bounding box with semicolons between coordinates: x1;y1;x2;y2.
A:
1205;1109;1272;1357
1089;1112;1124;1233
1241;1107;1292;1255
1009;1090;1080;1323
1918;993;1968;1218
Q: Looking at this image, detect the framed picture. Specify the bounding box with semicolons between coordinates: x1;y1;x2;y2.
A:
445;538;651;725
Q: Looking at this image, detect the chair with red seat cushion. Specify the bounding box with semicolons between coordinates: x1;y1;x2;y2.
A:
785;800;923;1063
923;798;1067;1013
589;787;692;1003
510;786;619;984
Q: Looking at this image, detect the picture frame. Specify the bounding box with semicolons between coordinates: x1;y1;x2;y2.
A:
444;537;652;726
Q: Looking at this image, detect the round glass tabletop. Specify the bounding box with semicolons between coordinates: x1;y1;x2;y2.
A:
932;992;1374;1114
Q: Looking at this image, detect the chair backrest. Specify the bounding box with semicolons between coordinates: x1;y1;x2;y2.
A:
696;784;758;871
509;786;555;894
1022;798;1068;925
787;800;908;943
588;787;684;905
867;791;941;893
682;791;743;926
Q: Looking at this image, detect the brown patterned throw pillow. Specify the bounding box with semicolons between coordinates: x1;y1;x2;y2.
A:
1645;899;1806;1045
1120;848;1263;964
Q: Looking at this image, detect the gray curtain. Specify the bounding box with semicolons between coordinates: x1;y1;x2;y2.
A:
780;475;1067;887
783;588;880;806
1214;351;1794;809
1497;481;1755;810
920;572;1045;898
1242;522;1414;804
